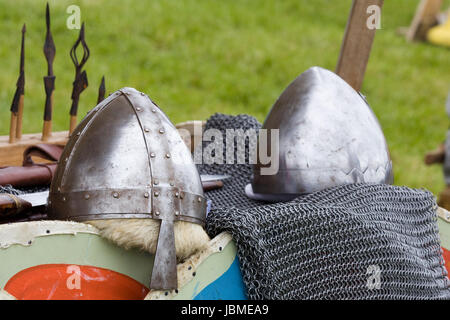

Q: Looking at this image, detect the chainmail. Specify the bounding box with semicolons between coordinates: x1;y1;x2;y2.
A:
197;113;263;210
0;185;24;195
0;185;48;195
199;113;450;300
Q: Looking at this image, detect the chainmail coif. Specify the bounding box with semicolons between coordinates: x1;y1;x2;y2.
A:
199;113;450;300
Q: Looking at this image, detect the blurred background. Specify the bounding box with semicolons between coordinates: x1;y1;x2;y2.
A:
0;0;449;194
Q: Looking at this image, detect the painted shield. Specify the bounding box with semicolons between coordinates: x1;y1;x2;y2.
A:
0;221;246;300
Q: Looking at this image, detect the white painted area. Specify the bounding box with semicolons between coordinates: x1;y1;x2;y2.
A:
0;220;99;249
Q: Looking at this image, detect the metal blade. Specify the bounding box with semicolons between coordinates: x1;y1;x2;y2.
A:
10;25;26;113
20;191;49;208
200;174;230;182
97;76;106;104
70;22;90;73
43;3;55;76
20;24;26;75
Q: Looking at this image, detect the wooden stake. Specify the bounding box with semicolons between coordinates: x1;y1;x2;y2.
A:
9;114;18;144
42;121;52;142
15;95;24;140
69;115;77;136
336;0;384;92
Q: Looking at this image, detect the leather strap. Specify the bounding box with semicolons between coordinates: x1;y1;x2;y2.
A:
23;144;64;166
0;144;63;188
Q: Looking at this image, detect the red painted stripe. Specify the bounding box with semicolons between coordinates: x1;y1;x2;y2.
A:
4;264;149;300
443;247;450;275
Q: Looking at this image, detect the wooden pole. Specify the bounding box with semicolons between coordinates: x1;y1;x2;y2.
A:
336;0;384;92
406;0;443;42
8;114;18;144
15;94;24;140
69;115;77;136
42;121;52;142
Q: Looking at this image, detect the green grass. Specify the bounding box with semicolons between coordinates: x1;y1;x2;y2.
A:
0;0;450;195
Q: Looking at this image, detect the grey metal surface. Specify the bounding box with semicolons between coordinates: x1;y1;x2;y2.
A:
4;174;226;212
19;191;48;207
200;174;230;182
151;219;177;289
48;87;206;290
248;67;393;201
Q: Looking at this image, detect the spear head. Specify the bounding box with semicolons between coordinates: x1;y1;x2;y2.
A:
10;24;26;113
20;24;26;74
97;76;106;104
43;3;56;76
69;22;90;118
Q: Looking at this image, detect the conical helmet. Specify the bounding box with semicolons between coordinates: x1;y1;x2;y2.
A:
48;87;206;290
246;67;393;202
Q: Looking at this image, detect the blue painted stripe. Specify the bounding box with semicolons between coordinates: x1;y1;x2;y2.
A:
194;257;247;300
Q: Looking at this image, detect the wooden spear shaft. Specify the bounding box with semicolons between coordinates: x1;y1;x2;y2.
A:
42;122;52;141
16;94;24;140
336;0;384;92
9;113;18;144
69;115;77;135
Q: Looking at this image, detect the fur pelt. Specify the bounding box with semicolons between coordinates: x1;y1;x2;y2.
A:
86;219;210;262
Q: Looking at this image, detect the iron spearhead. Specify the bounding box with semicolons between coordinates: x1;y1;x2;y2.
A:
10;24;26;113
70;22;89;75
43;3;56;76
69;22;90;118
20;24;26;74
97;76;106;104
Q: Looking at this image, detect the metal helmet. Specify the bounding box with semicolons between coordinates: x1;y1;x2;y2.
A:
48;87;206;290
246;67;393;202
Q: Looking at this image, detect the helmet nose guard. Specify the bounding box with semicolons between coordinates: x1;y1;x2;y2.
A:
48;87;206;290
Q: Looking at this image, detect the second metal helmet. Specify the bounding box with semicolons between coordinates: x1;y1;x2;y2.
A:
246;67;393;202
48;87;206;290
